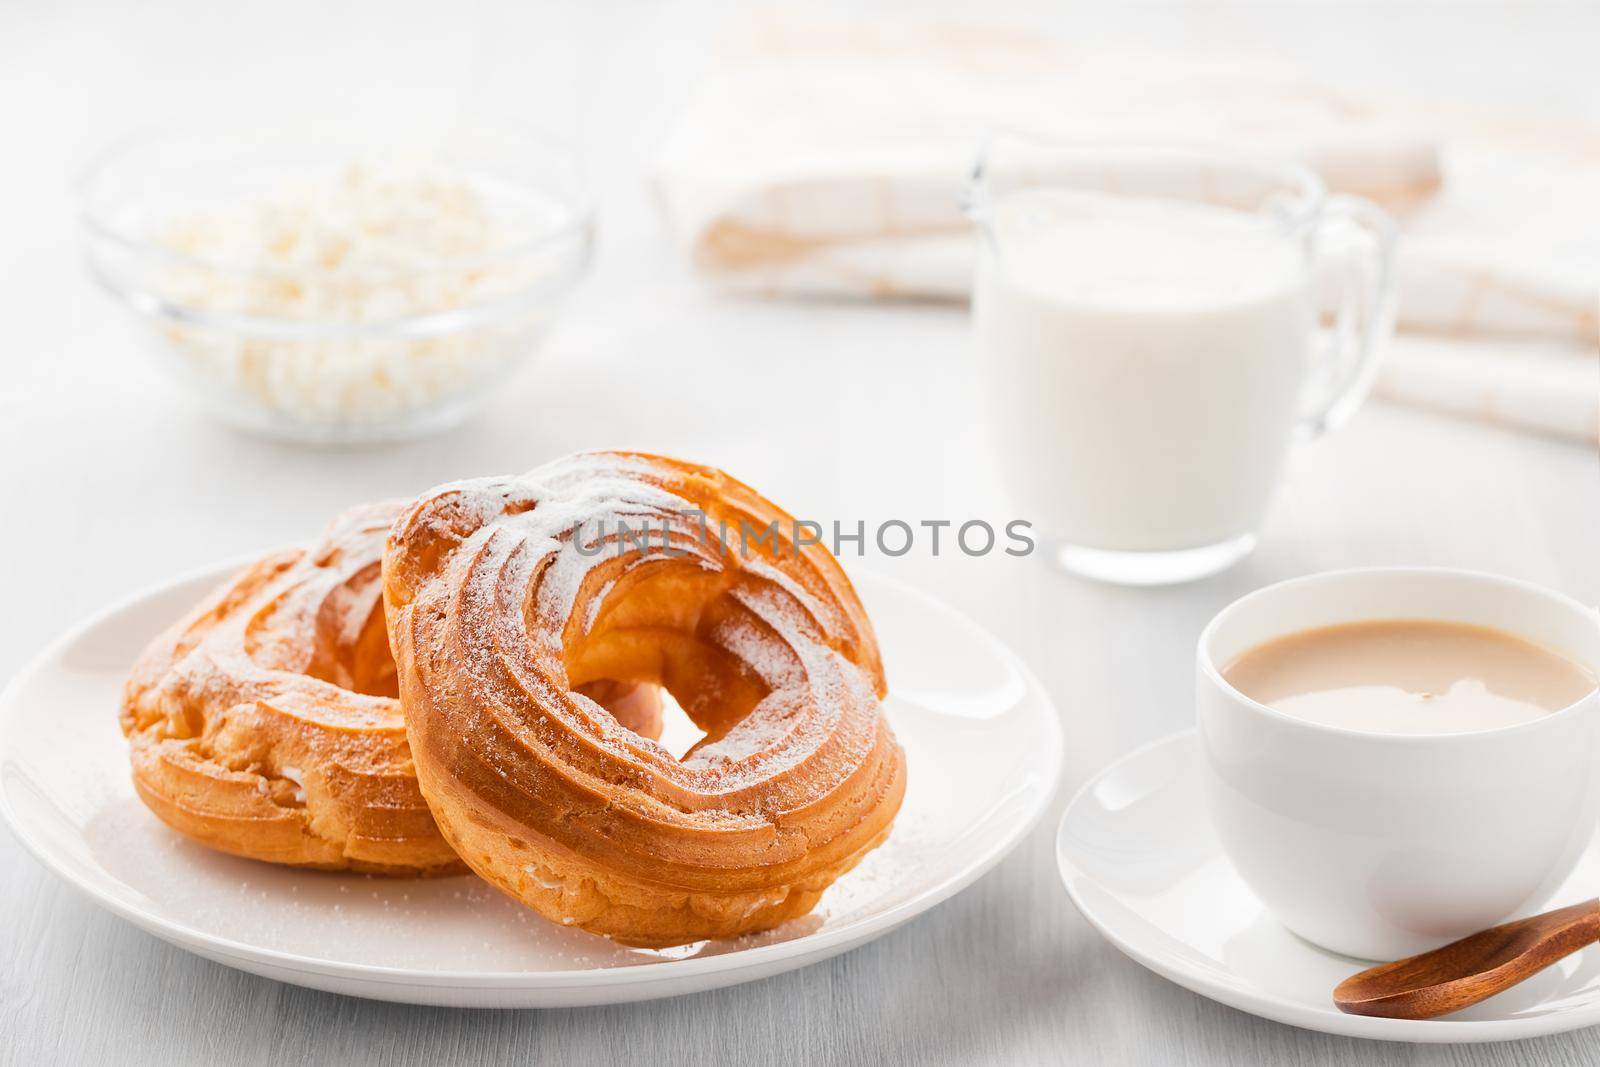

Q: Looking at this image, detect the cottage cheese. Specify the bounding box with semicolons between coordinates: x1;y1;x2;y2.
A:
158;163;547;427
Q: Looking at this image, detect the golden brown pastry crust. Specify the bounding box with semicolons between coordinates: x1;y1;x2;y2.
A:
120;502;460;874
383;451;906;945
121;502;664;876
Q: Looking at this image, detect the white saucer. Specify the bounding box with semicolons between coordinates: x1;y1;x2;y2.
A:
0;561;1061;1008
1056;730;1600;1043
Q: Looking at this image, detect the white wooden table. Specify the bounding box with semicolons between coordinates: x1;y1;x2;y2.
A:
3;1;1596;1063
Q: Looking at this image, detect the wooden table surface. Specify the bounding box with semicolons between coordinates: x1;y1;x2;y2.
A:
3;1;1595;1063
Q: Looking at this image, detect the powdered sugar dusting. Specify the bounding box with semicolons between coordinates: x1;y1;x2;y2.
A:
388;451;900;923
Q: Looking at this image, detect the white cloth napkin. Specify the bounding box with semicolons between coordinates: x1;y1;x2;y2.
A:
655;17;1599;442
1375;335;1597;443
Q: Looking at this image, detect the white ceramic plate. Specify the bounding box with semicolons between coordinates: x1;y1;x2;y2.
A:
0;561;1060;1008
1057;729;1600;1043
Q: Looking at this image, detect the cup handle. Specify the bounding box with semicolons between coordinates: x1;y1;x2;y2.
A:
1297;194;1399;440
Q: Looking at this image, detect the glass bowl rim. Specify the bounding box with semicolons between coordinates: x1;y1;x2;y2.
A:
78;114;598;282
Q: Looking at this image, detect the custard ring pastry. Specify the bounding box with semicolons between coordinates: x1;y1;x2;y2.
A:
383;451;906;945
121;501;662;875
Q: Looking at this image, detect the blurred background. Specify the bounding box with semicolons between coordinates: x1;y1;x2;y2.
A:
6;0;1593;671
3;1;1597;1061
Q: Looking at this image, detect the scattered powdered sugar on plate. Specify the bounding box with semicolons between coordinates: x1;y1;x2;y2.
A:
75;791;946;972
11;554;1055;991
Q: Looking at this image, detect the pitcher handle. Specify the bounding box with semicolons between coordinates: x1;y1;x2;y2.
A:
1297;194;1399;439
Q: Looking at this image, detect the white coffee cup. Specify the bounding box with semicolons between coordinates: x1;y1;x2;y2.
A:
966;138;1396;586
1197;567;1600;961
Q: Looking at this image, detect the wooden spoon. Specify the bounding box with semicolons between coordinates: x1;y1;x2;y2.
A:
1333;900;1600;1019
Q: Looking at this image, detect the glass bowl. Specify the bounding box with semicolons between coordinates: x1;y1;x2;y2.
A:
81;117;594;444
